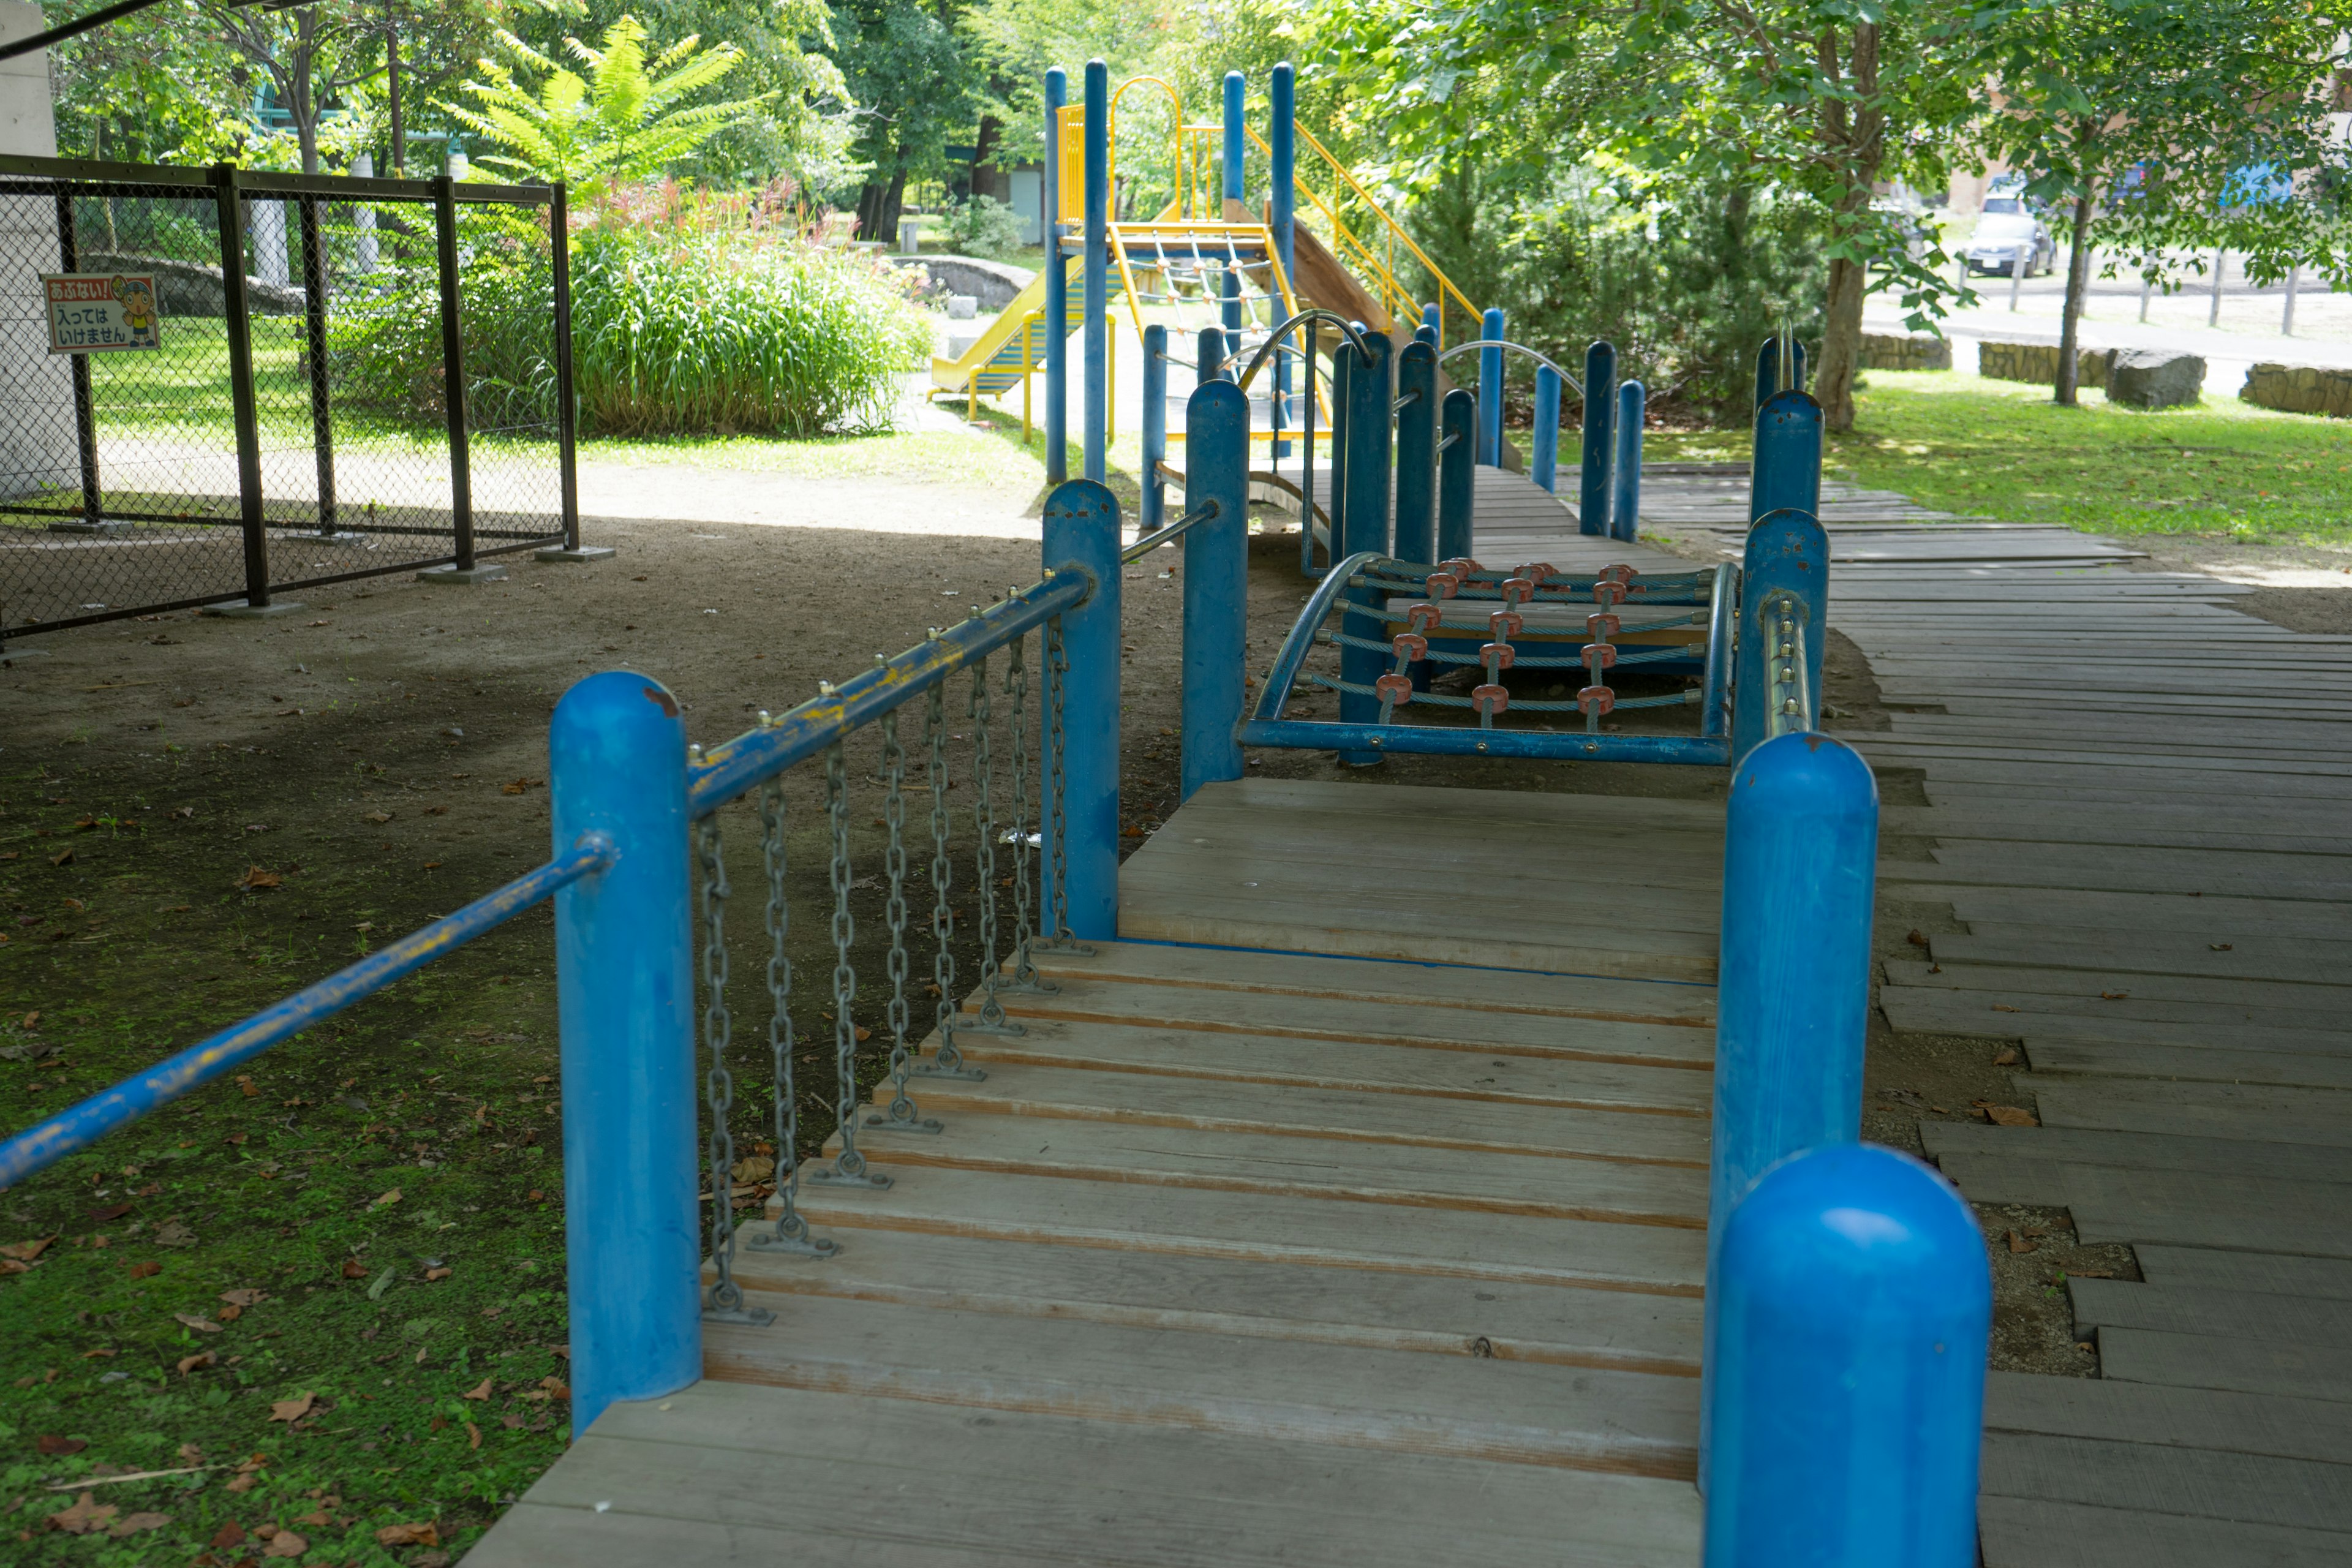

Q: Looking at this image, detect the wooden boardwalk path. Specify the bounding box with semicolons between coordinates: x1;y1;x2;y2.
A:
470;459;2350;1562
473;778;1725;1566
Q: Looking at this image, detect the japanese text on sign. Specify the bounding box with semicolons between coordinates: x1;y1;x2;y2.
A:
42;273;163;353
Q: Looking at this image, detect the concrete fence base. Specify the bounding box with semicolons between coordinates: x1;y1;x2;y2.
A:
1978;340;2113;388
1858;333;1951;372
2243;362;2352;418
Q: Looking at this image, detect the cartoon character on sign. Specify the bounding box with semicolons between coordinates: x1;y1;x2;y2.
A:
115;276;158;347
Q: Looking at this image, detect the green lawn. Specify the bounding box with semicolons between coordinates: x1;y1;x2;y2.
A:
1653;370;2352;545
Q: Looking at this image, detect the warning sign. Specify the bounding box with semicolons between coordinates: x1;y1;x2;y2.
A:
42;273;162;353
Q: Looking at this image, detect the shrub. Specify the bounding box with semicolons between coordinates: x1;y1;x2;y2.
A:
940;195;1025;259
326;183;930;438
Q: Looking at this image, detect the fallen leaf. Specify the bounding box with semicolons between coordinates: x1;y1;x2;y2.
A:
235;1453;268;1475
176;1351;217;1376
0;1234;56;1261
293;1508;331;1526
341;1257;368;1279
153;1221;196;1248
267;1392;315;1423
465;1421;482;1450
225;1474;258;1493
425;1265;453;1281
500;778;543;795
124;1259;162;1280
21;1009;39;1029
2099;990;2130;1001
263;1528;308;1558
1904;929;1928;947
421;861;443;870
45;1491;116;1534
1991;1048;2020;1067
2007;1229;2037;1254
49;848;74;867
373;1188;402;1207
1990;1003;2021;1013
375;1521;440;1548
210;1519;246;1548
539;1376;570;1400
1982;1105;2038;1127
363;811;393;824
81;1348;116;1359
88;1201;134;1223
461;1376;493;1401
730;1155;775;1183
109;1510;172;1537
2210;942;2233;952
217;1304;243;1323
174;1312;224;1334
235;867;282;892
221;1287;266;1307
178;1442;203;1463
36;1433;88;1456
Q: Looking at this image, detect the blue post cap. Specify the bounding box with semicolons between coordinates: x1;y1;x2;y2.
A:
1705;1142;1989;1568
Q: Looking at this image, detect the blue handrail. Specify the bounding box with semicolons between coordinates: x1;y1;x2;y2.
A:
0;838;614;1188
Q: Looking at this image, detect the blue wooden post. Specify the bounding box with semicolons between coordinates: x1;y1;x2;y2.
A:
1198;325;1227;383
1082;61;1108;483
1751;389;1823;526
1393;339;1439;565
1044;68;1068;484
1477;306;1505;466
1611;379;1645;543
1336;328;1391;766
1438;386;1474;562
550;671;699;1437
1728;506;1830;764
1531;364;1561;492
1705;1143;1987;1566
1182;381;1250;801
1703;729;1880;1490
1042;480;1121;938
1221;70;1245;333
1140;323;1167;537
1269;63;1294;461
1577;339;1616;537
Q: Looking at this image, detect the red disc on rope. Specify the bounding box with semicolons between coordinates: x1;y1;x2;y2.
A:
1480;641;1517;671
1513;561;1556;584
1473;684;1509;716
1599;564;1640;584
1406;603;1442;634
1591;581;1629;607
1375;673;1413;705
1499;577;1535;606
1582;643;1618;672
1391;632;1429;662
1487;609;1524;639
1424;573;1460;601
1439;557;1481;580
1578;685;1616;715
1586;612;1622;638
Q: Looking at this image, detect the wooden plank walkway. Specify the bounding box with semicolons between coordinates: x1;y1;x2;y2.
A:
1809;512;2352;1562
471;780;1721;1565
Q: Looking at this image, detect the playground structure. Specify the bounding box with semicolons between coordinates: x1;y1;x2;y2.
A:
0;77;1994;1562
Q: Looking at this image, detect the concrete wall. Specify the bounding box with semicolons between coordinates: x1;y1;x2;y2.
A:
0;2;78;500
1978;339;2116;390
1858;332;1953;372
2243;362;2352;418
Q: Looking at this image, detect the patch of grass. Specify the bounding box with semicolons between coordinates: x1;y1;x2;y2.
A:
1834;371;2352;544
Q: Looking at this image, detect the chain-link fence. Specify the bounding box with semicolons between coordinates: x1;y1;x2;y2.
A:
0;157;578;644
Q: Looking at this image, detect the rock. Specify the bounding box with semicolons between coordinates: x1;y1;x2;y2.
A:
946;294;979;320
2105;347;2204;409
887;254;1035;312
1858;332;1951;372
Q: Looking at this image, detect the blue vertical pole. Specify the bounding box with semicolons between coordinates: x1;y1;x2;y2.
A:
1199;325;1227;383
1477;306;1505;465
1754;336;1809;413
1182;380;1250;801
1141;323;1167;537
550;671;699;1437
1703;729;1880;1492
1729;505;1830;763
1221;70;1245;334
1611;380;1645;543
1082;60;1108;484
1043;69;1068;485
1422;301;1439;344
1041;480;1121;938
1577;339;1617;537
1392;339;1438;565
1531;365;1561;492
1705;1143;1988;1565
1336;328;1391;767
1269;63;1295;462
1438;387;1475;562
1751;390;1822;526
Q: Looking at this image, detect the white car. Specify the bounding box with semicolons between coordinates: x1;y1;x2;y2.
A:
1962;199;2056;277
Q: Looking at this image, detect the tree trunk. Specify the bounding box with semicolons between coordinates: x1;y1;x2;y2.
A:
1811;23;1883;432
971;115;1000;198
1815;246;1869;431
2054;183;2096;406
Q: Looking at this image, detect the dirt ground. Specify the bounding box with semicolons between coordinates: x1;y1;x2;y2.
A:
4;468;2256;1553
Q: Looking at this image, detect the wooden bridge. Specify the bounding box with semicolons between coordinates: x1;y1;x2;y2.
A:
471;467;2352;1564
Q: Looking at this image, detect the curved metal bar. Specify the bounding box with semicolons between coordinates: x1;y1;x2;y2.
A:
0;839;616;1188
1232;310;1375;393
1437;339;1584;396
1250;549;1385;722
1700;561;1736;739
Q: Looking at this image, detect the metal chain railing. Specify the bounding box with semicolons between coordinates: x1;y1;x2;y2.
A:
914;679;984;1082
1036;616;1092;955
805;743;890;1189
746;766;834;1258
1001;630;1053;995
865;706;941;1135
962;650;1023;1038
693;806;773;1322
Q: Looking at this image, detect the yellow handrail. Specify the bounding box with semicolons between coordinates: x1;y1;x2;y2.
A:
1245;123;1479;344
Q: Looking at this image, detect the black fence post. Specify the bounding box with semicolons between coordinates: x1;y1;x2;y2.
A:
551;180;579;551
53;190;102;532
212;162;271;609
432;173;475;573
296;192;339;538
